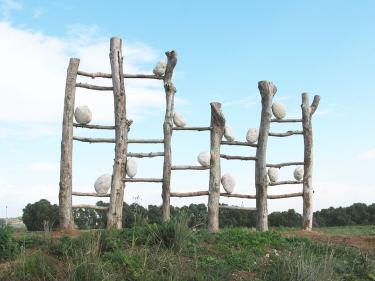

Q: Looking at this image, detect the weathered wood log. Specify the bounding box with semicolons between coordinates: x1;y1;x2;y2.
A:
171;191;209;197
270;118;302;123
219;205;256;211
123;178;163;183
127;152;164;158
59;58;80;231
220;154;257;161
77;70;164;80
302;93;320;231
268;180;303;186
76;82;113;91
72;191;110;197
73;123;116;130
255;81;276;231
267;192;303;199
171;165;210;170
107;37;129;229
73;136;115;143
172;126;212;131
208;102;225;233
269;130;303;137
221;140;258;148
162;50;177;223
73;205;109;211
266;162;304;168
127;139;164;144
221;193;256;199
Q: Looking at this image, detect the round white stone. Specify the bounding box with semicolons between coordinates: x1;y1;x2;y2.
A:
153;61;166;76
224;126;235;142
294;166;304;181
126;158;137;178
272;102;286;120
197;151;210;167
74;105;92;124
221;173;235;194
94;174;111;195
267;168;279;183
246;128;259;144
173;112;187;127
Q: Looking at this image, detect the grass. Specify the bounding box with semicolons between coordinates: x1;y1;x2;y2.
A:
0;224;375;280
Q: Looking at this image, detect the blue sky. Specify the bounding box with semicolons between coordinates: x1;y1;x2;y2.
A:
0;0;374;217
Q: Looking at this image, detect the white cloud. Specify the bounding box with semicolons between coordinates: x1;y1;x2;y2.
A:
26;161;59;173
0;0;21;20
359;148;375;160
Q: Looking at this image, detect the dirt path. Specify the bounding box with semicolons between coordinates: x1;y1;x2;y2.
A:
283;230;375;252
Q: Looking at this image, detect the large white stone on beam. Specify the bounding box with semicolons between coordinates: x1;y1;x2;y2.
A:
74;105;92;124
94;174;111;195
272;102;286;120
173;112;187;127
246;128;259;144
294;166;304;181
197;151;210;167
153;61;166;76
224;126;235;142
126;158;137;178
221;173;235;194
267;168;279;183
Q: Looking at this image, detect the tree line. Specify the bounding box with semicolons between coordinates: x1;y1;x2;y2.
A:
21;199;375;231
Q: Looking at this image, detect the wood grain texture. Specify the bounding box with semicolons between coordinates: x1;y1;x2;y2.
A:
269;130;303;137
172;126;211;131
127;152;164;158
77;70;164;80
220;154;257;161
266;162;304;168
76;82;113;91
72;191;110;197
73;123;116;130
221;140;258;148
269;180;303;186
171;165;210;170
73;205;109;211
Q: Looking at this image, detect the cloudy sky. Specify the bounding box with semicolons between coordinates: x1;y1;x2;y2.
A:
0;0;374;217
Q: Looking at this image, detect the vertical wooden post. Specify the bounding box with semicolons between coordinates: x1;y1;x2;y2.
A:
59;58;80;230
208;102;225;232
301;93;320;231
162;51;177;223
107;37;129;229
255;81;277;231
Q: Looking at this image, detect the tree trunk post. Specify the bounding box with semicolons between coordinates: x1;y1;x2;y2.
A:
255;81;277;231
59;58;80;231
107;37;129;229
301;93;320;231
162;51;177;223
208;102;225;232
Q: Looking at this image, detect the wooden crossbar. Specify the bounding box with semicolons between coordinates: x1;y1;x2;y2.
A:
73;123;116;130
72;204;109;210
77;70;163;80
269;180;303;186
76;82;113;91
127;152;164;158
269;130;303;137
220;154;257;161
123;178;163;183
73;136;115;143
171;165;210;170
219;205;257;211
221;141;258;148
72;191;110;197
173;127;212;131
266;162;304;168
270;118;302;123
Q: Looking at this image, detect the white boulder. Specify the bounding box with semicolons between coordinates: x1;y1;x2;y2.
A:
153;61;166;76
294;166;304;181
197;151;210;167
272;102;286;120
74;105;92;124
173;112;187;127
94;174;111;195
126;158;137;178
246;128;259;144
221;173;235;194
268;168;279;183
224;126;235;142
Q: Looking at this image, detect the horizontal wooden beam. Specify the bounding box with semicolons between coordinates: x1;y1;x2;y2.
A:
221;141;258;148
267;192;303;199
171;165;210;170
73;136;115;143
221;193;256;199
77;70;163;80
76;82;113;91
127;152;164;158
269;180;303;186
173;126;212;131
219;205;257;211
220;154;257;161
266;162;304;168
170;191;209;197
270;118;302;123
72;191;110;197
127;139;164;144
269;130;303;137
123;178;163;183
72;204;109;210
73;123;116;130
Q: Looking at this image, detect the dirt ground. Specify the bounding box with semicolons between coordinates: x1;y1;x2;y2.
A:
283;230;375;252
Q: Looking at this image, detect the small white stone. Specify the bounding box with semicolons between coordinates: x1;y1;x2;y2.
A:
153;61;166;76
246;128;259;144
294;166;304;181
74;105;92;124
126;158;137;178
224;126;235;142
267;168;279;183
272;102;286;120
221;173;235;194
173;112;187;127
94;174;111;195
197;151;210;167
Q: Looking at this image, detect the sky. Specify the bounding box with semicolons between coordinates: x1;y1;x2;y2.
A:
0;0;374;217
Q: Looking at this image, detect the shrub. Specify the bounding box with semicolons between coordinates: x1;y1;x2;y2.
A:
0;226;19;261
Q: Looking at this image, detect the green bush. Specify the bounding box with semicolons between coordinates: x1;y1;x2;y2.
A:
0;226;19;261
